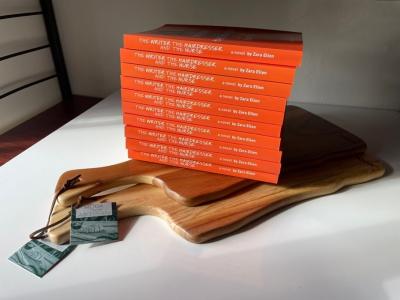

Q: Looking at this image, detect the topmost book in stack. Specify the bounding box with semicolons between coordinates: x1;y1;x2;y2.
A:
121;24;303;184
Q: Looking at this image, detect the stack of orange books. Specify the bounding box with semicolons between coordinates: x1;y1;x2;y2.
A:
121;24;303;183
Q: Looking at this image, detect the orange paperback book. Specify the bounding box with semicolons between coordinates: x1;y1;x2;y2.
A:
126;138;281;174
124;126;282;162
128;149;279;183
121;89;284;124
122;102;282;136
124;24;302;66
121;76;287;112
121;63;292;97
123;114;281;150
120;49;296;83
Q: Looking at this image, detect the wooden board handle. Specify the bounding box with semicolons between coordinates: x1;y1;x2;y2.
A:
55;160;178;207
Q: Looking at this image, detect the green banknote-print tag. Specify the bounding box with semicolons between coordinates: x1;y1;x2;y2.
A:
9;239;76;278
70;202;118;245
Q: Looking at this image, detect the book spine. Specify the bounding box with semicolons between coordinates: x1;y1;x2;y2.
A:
122;102;282;136
127;138;281;174
121;89;284;124
120;48;296;83
123;114;281;150
121;63;292;97
125;127;282;162
128;149;279;183
121;76;287;111
123;34;302;66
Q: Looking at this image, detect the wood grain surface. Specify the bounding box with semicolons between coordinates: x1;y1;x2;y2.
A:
55;159;253;207
48;154;385;244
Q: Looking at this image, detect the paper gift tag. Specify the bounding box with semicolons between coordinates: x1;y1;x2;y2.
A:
9;239;75;278
70;202;118;245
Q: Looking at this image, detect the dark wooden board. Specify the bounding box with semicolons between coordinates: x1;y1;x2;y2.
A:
282;105;366;170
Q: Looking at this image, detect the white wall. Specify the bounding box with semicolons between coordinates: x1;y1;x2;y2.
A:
0;0;61;134
53;0;400;110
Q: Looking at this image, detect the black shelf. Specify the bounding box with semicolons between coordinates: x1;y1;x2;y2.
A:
0;0;71;101
0;11;42;20
0;73;57;100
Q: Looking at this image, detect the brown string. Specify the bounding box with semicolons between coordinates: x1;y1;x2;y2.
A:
29;174;82;240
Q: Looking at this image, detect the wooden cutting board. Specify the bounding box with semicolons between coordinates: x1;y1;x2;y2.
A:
48;154;384;244
55;106;366;207
55;160;253;207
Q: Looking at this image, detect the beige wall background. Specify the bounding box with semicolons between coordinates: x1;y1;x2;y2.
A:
53;0;400;110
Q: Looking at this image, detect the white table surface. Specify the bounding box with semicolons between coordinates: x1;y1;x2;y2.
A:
1;92;399;300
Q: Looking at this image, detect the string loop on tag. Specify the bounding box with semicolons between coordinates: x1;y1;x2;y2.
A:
29;174;82;240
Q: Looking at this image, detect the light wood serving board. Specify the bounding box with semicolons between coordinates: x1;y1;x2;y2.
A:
48;154;384;244
55;160;253;207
